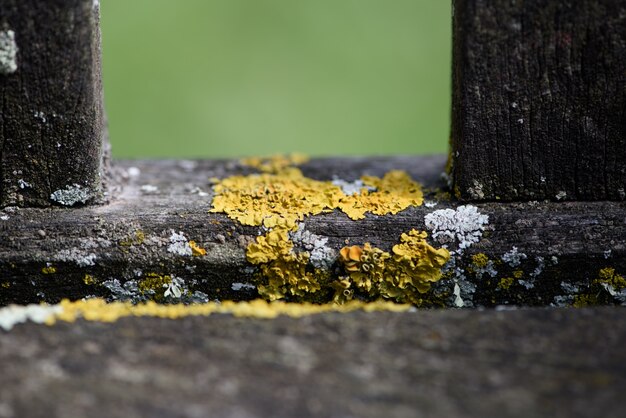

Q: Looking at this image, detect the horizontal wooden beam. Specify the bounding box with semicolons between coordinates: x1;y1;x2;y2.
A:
451;0;626;201
1;156;624;308
1;307;624;417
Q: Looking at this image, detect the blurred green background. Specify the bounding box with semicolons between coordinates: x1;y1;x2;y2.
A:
100;0;451;158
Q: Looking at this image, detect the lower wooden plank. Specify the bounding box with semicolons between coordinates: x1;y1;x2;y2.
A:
0;307;625;418
0;156;625;307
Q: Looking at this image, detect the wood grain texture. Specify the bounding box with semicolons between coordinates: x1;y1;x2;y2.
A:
1;156;624;308
0;0;107;207
451;0;626;201
1;307;625;418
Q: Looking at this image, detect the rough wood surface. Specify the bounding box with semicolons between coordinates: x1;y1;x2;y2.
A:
1;307;625;418
0;156;624;308
451;0;626;201
0;0;107;207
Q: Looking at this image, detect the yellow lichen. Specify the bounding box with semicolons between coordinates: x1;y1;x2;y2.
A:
119;230;145;247
138;273;172;301
40;298;412;326
211;167;423;229
83;274;96;285
497;277;514;290
41;266;57;274
513;270;524;279
240;153;309;173
595;267;626;291
1;282;10;288
337;230;450;305
572;294;598;308
189;241;207;256
471;253;489;269
247;229;322;301
211;161;426;304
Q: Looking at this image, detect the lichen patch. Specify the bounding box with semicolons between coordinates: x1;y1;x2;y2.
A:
211;167;423;229
424;205;489;251
50;184;92;206
0;30;18;74
337;230;451;305
0;299;412;331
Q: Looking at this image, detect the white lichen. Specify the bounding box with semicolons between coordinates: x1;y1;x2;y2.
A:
167;231;192;256
17;179;31;189
331;177;375;196
50;184;92;206
164;276;184;299
56;249;96;267
127;167;141;177
190;186;209;197
231;282;256;291
424;205;489;251
453;283;464;308
604;250;612;259
290;223;336;269
502;247;527;268
0;304;62;331
0;215;9;221
140;184;159;194
34;111;46;123
555;191;567;201
424;201;437;208
0;30;18;75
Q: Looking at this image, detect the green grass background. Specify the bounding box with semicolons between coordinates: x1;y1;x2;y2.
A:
101;0;451;158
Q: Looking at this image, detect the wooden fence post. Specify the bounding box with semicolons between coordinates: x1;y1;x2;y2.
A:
450;0;626;201
0;0;107;207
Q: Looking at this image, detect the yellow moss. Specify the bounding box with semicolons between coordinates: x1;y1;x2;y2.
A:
240;153;309;173
83;274;96;286
595;267;626;291
119;230;145;247
189;241;207;256
42;298;412;325
471;253;489;269
337;230;450;304
41;266;57;274
497;277;514;290
513;270;524;279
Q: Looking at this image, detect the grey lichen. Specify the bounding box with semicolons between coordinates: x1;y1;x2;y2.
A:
232;282;256;291
290;223;336;269
502;247;527;268
50;184;92;206
467;180;485;200
0;30;18;75
331;177;375;196
56;249;97;267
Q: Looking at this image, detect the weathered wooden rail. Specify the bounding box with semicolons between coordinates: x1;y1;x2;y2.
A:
1;1;626;416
